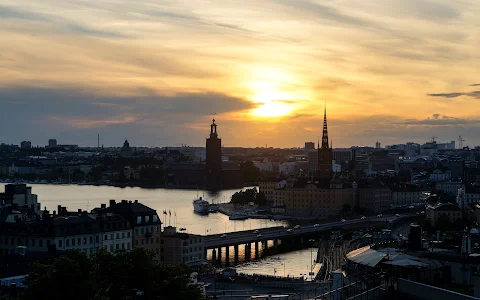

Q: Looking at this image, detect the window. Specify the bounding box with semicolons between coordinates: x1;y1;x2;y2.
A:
137;216;142;224
116;244;119;250
104;235;108;240
127;232;131;238
72;238;76;246
145;216;150;223
116;233;120;239
59;240;63;248
127;242;131;250
145;239;148;245
122;232;125;238
122;243;125;249
78;238;81;245
151;238;153;244
83;237;87;245
90;236;93;244
156;248;159;254
141;239;144;245
135;240;138;246
153;215;158;223
110;234;113;239
135;229;138;234
96;236;99;243
66;239;70;247
141;228;144;235
110;245;113;252
39;240;43;247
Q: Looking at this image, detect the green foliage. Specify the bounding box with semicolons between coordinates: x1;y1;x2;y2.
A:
255;192;267;206
17;248;206;300
231;188;257;205
230;188;268;206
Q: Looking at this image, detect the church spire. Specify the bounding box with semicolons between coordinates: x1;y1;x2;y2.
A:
321;104;329;149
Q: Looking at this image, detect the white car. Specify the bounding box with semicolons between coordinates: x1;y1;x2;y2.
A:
314;224;320;227
294;225;301;229
361;216;367;220
287;229;294;233
257;234;262;237
221;234;227;238
377;214;383;217
253;230;259;234
395;214;400;217
341;219;346;222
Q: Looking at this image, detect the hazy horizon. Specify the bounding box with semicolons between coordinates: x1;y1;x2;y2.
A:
1;0;480;148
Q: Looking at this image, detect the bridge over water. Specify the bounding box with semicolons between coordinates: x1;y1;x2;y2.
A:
204;214;411;264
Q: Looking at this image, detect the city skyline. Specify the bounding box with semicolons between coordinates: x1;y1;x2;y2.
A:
1;0;480;147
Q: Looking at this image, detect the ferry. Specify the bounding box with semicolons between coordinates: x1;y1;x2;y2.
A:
193;197;210;214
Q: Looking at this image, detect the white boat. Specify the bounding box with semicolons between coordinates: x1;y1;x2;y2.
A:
193;197;210;214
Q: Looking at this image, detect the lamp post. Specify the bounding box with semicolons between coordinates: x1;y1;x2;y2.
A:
309;239;315;281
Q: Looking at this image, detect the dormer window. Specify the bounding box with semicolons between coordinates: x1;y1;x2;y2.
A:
136;216;142;224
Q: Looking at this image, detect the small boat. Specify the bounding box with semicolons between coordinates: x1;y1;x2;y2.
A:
229;214;248;220
193;197;210;214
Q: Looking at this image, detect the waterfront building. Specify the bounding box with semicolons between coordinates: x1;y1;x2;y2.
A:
0;184;40;212
161;226;205;267
283;179;356;217
102;200;161;261
317;107;333;179
206;118;222;189
95;207;133;253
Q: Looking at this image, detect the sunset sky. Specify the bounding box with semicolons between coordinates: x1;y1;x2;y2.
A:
1;0;480;148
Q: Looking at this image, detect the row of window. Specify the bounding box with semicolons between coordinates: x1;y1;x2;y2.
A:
134;237;159;246
104;232;131;240
134;226;159;235
104;242;131;252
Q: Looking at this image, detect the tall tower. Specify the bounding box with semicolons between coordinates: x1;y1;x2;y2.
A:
206;117;222;189
317;106;333;179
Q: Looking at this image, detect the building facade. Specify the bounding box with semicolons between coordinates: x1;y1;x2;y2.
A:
390;184;422;207
426;203;462;226
161;226;205;267
358;179;391;214
284;179;356;217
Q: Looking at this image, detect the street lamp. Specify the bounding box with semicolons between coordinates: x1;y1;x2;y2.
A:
309;239;315;281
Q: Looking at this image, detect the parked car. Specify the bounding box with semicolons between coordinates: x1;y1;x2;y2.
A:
361;216;367;220
221;234;227;238
314;224;320;227
377;214;383;217
294;225;301;229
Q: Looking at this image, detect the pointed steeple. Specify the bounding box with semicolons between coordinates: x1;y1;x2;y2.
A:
321;104;329;149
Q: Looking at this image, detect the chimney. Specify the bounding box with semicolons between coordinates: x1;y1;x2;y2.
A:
109;199;116;207
101;204;106;209
134;200;138;203
78;209;82;213
58;205;61;214
121;200;127;204
53;210;56;216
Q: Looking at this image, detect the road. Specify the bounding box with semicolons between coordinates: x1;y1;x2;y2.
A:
205;214;411;249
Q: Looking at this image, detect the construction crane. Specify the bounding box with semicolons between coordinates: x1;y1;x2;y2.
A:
458;135;465;149
431;136;438;143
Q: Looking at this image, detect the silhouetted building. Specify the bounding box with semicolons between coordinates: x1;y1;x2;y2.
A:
48;139;57;148
317;106;332;179
206;118;222;189
304;142;315;151
20;141;31;149
120;140;132;157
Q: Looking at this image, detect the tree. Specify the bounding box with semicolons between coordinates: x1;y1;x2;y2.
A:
15;248;206;300
255;192;267;206
342;204;352;216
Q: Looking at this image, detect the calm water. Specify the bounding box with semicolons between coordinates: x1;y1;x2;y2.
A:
0;183;287;235
1;183;317;276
